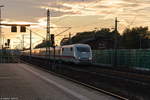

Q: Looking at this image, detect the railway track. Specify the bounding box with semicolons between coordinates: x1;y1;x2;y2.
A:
20;56;150;100
74;64;150;85
21;60;128;100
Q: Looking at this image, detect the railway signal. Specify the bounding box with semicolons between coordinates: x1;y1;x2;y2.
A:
4;39;10;48
7;39;10;46
51;34;55;47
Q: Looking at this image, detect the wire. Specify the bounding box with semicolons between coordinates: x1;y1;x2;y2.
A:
26;28;45;39
120;0;140;29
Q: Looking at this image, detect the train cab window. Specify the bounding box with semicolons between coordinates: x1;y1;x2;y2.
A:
77;47;90;52
70;47;73;51
62;48;64;52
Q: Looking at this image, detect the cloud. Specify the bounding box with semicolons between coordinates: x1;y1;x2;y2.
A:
37;0;149;21
1;0;150;47
1;0;150;20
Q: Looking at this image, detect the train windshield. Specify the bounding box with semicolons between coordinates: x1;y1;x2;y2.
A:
76;47;90;52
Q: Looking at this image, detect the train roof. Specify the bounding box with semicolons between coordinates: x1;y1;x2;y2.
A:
62;44;90;48
21;44;90;51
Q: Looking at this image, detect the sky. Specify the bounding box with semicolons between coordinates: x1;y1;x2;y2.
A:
0;0;150;49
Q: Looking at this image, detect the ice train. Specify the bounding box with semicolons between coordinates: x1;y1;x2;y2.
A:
21;44;92;64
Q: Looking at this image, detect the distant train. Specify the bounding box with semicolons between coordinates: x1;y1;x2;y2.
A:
21;44;92;64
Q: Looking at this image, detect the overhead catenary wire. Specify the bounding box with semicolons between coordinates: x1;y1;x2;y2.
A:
51;0;143;37
119;0;141;29
26;28;45;39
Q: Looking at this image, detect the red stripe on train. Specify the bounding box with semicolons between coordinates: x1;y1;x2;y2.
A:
54;55;76;59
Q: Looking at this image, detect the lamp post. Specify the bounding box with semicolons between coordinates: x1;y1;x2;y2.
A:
0;5;4;63
0;5;4;49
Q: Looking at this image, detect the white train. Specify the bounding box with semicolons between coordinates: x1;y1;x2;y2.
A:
21;44;92;64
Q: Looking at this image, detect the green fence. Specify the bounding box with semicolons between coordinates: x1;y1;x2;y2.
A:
93;49;150;69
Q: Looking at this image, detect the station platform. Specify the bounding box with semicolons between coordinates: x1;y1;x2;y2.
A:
0;63;118;100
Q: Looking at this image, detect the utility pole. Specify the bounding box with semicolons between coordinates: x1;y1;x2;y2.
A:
114;17;119;67
0;5;4;63
114;17;119;49
22;34;24;51
69;32;72;44
0;5;4;49
46;9;51;58
30;29;32;56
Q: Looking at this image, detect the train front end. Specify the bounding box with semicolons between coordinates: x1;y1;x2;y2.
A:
74;44;92;64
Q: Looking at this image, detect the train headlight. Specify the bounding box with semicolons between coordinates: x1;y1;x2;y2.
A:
89;57;92;60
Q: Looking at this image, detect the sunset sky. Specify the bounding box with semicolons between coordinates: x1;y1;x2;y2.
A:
0;0;150;49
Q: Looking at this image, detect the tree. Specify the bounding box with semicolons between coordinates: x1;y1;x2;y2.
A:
122;26;150;49
60;28;121;49
35;40;52;48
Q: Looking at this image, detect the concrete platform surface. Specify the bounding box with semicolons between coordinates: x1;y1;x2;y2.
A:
0;63;119;100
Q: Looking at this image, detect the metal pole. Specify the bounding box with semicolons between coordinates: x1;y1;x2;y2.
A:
30;29;32;56
46;9;51;68
0;5;4;49
22;34;24;50
53;45;55;65
0;7;1;49
0;5;4;63
69;32;71;44
114;17;119;67
140;38;141;49
46;9;51;58
114;17;118;49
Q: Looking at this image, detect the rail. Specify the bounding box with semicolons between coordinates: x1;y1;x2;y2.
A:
20;56;150;100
